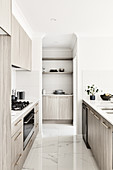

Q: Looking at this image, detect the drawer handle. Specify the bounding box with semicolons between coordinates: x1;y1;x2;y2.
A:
94;114;100;120
14;154;22;166
36;103;38;106
29;139;32;146
15;119;22;126
90;111;94;115
14;132;22;141
101;122;109;129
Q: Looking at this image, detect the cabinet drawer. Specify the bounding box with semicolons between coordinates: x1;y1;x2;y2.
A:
11;118;22;137
11;128;23;170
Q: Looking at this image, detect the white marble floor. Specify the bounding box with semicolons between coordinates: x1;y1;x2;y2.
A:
22;124;99;170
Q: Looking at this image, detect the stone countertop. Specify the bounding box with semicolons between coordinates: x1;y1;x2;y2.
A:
83;98;113;126
11;99;39;125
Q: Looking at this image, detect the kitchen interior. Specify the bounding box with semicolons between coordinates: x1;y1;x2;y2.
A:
1;0;113;170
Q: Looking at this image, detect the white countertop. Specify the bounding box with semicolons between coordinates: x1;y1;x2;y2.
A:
83;98;113;126
11;99;39;124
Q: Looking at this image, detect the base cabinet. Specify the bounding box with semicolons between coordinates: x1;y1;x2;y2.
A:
100;118;112;170
11;102;39;170
87;106;113;170
11;128;23;170
42;95;73;121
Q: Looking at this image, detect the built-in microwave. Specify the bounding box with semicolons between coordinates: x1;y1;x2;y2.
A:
23;108;34;150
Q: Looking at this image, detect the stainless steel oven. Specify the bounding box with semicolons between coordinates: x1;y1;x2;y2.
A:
23;108;34;149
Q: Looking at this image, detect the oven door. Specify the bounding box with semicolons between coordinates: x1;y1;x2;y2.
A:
23;109;34;149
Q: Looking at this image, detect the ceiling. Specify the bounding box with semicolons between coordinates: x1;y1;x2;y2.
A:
14;0;113;36
42;34;76;49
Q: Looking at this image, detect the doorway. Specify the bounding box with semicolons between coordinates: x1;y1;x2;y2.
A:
41;33;77;127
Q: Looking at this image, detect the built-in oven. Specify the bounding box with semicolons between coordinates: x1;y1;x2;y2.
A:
23;108;34;150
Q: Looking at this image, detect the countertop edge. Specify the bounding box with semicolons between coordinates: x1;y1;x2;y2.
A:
82;98;113;126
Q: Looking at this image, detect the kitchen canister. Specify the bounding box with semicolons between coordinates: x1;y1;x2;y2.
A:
17;91;25;100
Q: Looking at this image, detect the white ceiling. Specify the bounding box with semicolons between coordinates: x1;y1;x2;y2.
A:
42;34;76;49
14;0;113;36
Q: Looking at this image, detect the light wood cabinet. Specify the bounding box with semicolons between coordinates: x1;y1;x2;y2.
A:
42;95;73;120
11;16;20;67
59;96;73;120
0;36;11;170
43;96;59;120
100;118;112;170
0;0;11;35
11;127;23;170
34;102;39;130
11;15;32;70
87;105;113;170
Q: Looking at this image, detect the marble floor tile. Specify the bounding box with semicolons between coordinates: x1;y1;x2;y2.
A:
22;124;99;170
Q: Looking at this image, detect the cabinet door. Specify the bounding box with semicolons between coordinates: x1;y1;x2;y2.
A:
11;16;20;67
88;109;94;149
0;36;11;170
93;112;101;168
11;128;23;170
34;103;39;130
20;26;29;70
59;96;73;120
100;118;112;170
28;38;32;70
42;96;59;120
0;0;11;35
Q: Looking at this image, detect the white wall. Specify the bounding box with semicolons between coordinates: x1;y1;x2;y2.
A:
42;60;73;94
76;36;113;134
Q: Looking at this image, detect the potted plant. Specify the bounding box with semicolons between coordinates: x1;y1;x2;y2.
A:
85;84;99;100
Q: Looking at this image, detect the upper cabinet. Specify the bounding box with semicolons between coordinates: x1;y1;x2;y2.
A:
11;16;20;67
0;0;11;35
11;16;32;71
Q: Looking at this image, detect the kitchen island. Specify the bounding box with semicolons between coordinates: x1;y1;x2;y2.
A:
83;99;113;170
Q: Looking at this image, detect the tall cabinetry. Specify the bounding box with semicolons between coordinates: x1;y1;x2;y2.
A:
0;36;11;170
0;0;11;35
11;15;32;70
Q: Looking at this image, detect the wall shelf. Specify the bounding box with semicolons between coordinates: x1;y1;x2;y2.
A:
42;58;73;61
42;72;73;74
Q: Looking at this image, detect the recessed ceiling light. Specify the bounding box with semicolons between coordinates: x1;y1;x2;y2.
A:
50;18;57;22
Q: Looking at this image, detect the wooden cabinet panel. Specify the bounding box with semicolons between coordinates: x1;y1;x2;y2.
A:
42;96;73;120
34;102;39;130
43;96;59;120
20;26;28;69
0;36;11;170
87;104;113;170
59;96;73;120
0;0;11;35
92;112;101;168
11;15;32;70
11;128;23;170
11;16;20;67
100;118;112;170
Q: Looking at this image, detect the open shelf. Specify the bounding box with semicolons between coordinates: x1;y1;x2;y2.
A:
42;58;73;60
42;72;73;74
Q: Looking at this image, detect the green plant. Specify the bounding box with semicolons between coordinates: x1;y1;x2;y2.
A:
85;84;99;96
